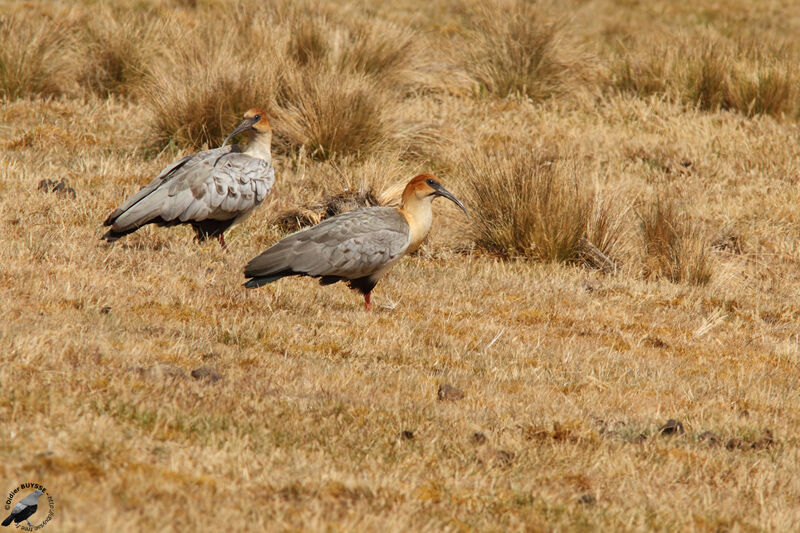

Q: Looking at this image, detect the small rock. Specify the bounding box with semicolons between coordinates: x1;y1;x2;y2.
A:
658;419;685;436
726;438;746;451
100;306;111;314
38;178;76;198
644;335;669;349
400;430;414;441
470;432;488;445
578;493;596;505
191;366;223;383
698;430;720;446
437;384;464;402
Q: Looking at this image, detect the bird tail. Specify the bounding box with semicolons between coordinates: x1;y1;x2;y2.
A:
2;514;13;526
244;272;292;289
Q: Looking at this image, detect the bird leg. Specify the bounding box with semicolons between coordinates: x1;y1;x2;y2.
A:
364;292;372;311
217;233;228;251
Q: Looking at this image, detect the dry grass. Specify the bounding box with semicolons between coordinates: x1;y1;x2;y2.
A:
638;198;714;285
0;10;77;100
3;1;800;531
79;8;166;98
457;0;597;100
456;146;622;265
611;29;800;118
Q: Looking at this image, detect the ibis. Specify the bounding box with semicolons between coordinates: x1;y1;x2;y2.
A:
102;108;274;249
243;174;467;310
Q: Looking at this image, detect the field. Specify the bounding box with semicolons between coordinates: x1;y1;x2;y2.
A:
2;0;800;531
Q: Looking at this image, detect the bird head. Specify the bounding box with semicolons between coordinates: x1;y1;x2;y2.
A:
402;174;467;215
222;108;271;147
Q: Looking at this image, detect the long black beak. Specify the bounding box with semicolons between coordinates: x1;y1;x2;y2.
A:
431;183;468;217
221;116;258;147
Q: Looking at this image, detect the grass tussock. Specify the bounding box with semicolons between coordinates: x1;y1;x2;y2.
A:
0;11;77;100
273;67;393;160
79;8;166;98
457;0;596;99
612;29;800;118
457;146;621;264
638;198;713;285
140;5;435;156
141;13;281;150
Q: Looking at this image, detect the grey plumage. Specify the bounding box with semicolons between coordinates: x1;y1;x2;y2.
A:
244;173;466;310
245;207;410;291
103;108;273;247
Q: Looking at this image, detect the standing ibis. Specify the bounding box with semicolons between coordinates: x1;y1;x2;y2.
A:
102;108;274;249
243;174;467;310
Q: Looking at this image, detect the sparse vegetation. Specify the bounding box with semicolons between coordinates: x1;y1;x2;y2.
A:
2;1;800;531
612;29;800;118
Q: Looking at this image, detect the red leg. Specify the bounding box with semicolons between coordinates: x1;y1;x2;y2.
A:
364;292;372;311
218;233;228;251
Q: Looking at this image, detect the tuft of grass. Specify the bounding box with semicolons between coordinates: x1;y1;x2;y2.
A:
611;30;800;118
638;198;713;285
273;67;394;160
457;146;621;264
79;8;166;98
141;18;280;150
457;0;596;100
0;11;77;100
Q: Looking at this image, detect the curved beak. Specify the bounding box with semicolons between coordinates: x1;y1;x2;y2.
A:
431;183;468;217
221;116;258;147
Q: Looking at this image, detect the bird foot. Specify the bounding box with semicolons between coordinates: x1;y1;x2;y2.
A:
364;293;372;311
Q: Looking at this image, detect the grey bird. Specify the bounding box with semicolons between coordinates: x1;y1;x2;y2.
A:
244;174;467;310
102;108;274;249
2;490;44;528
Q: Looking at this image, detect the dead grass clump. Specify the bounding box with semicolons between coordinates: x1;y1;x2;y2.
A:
0;11;77;100
457;0;596;99
141;19;280;150
638;198;713;285
79;8;166;98
273;67;393;160
273;189;381;233
272;154;412;231
457;147;621;264
612;30;799;118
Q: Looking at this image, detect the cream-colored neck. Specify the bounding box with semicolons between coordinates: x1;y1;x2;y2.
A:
400;196;434;253
244;133;272;162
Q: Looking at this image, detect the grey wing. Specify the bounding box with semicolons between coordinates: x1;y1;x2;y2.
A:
105;148;273;231
178;152;274;223
104;146;231;227
246;207;409;279
10;501;26;515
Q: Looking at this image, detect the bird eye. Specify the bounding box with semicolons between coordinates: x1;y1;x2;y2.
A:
253;114;261;121
425;178;435;186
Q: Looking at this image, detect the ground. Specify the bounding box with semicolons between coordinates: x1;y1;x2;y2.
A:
2;1;800;531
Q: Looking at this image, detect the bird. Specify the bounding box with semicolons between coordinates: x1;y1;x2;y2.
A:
102;108;275;250
2;490;43;528
243;174;467;310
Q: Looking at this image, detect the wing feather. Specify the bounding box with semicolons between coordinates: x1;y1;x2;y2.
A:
245;207;410;280
105;146;274;233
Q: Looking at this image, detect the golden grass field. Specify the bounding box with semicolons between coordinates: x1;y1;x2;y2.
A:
3;0;800;531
